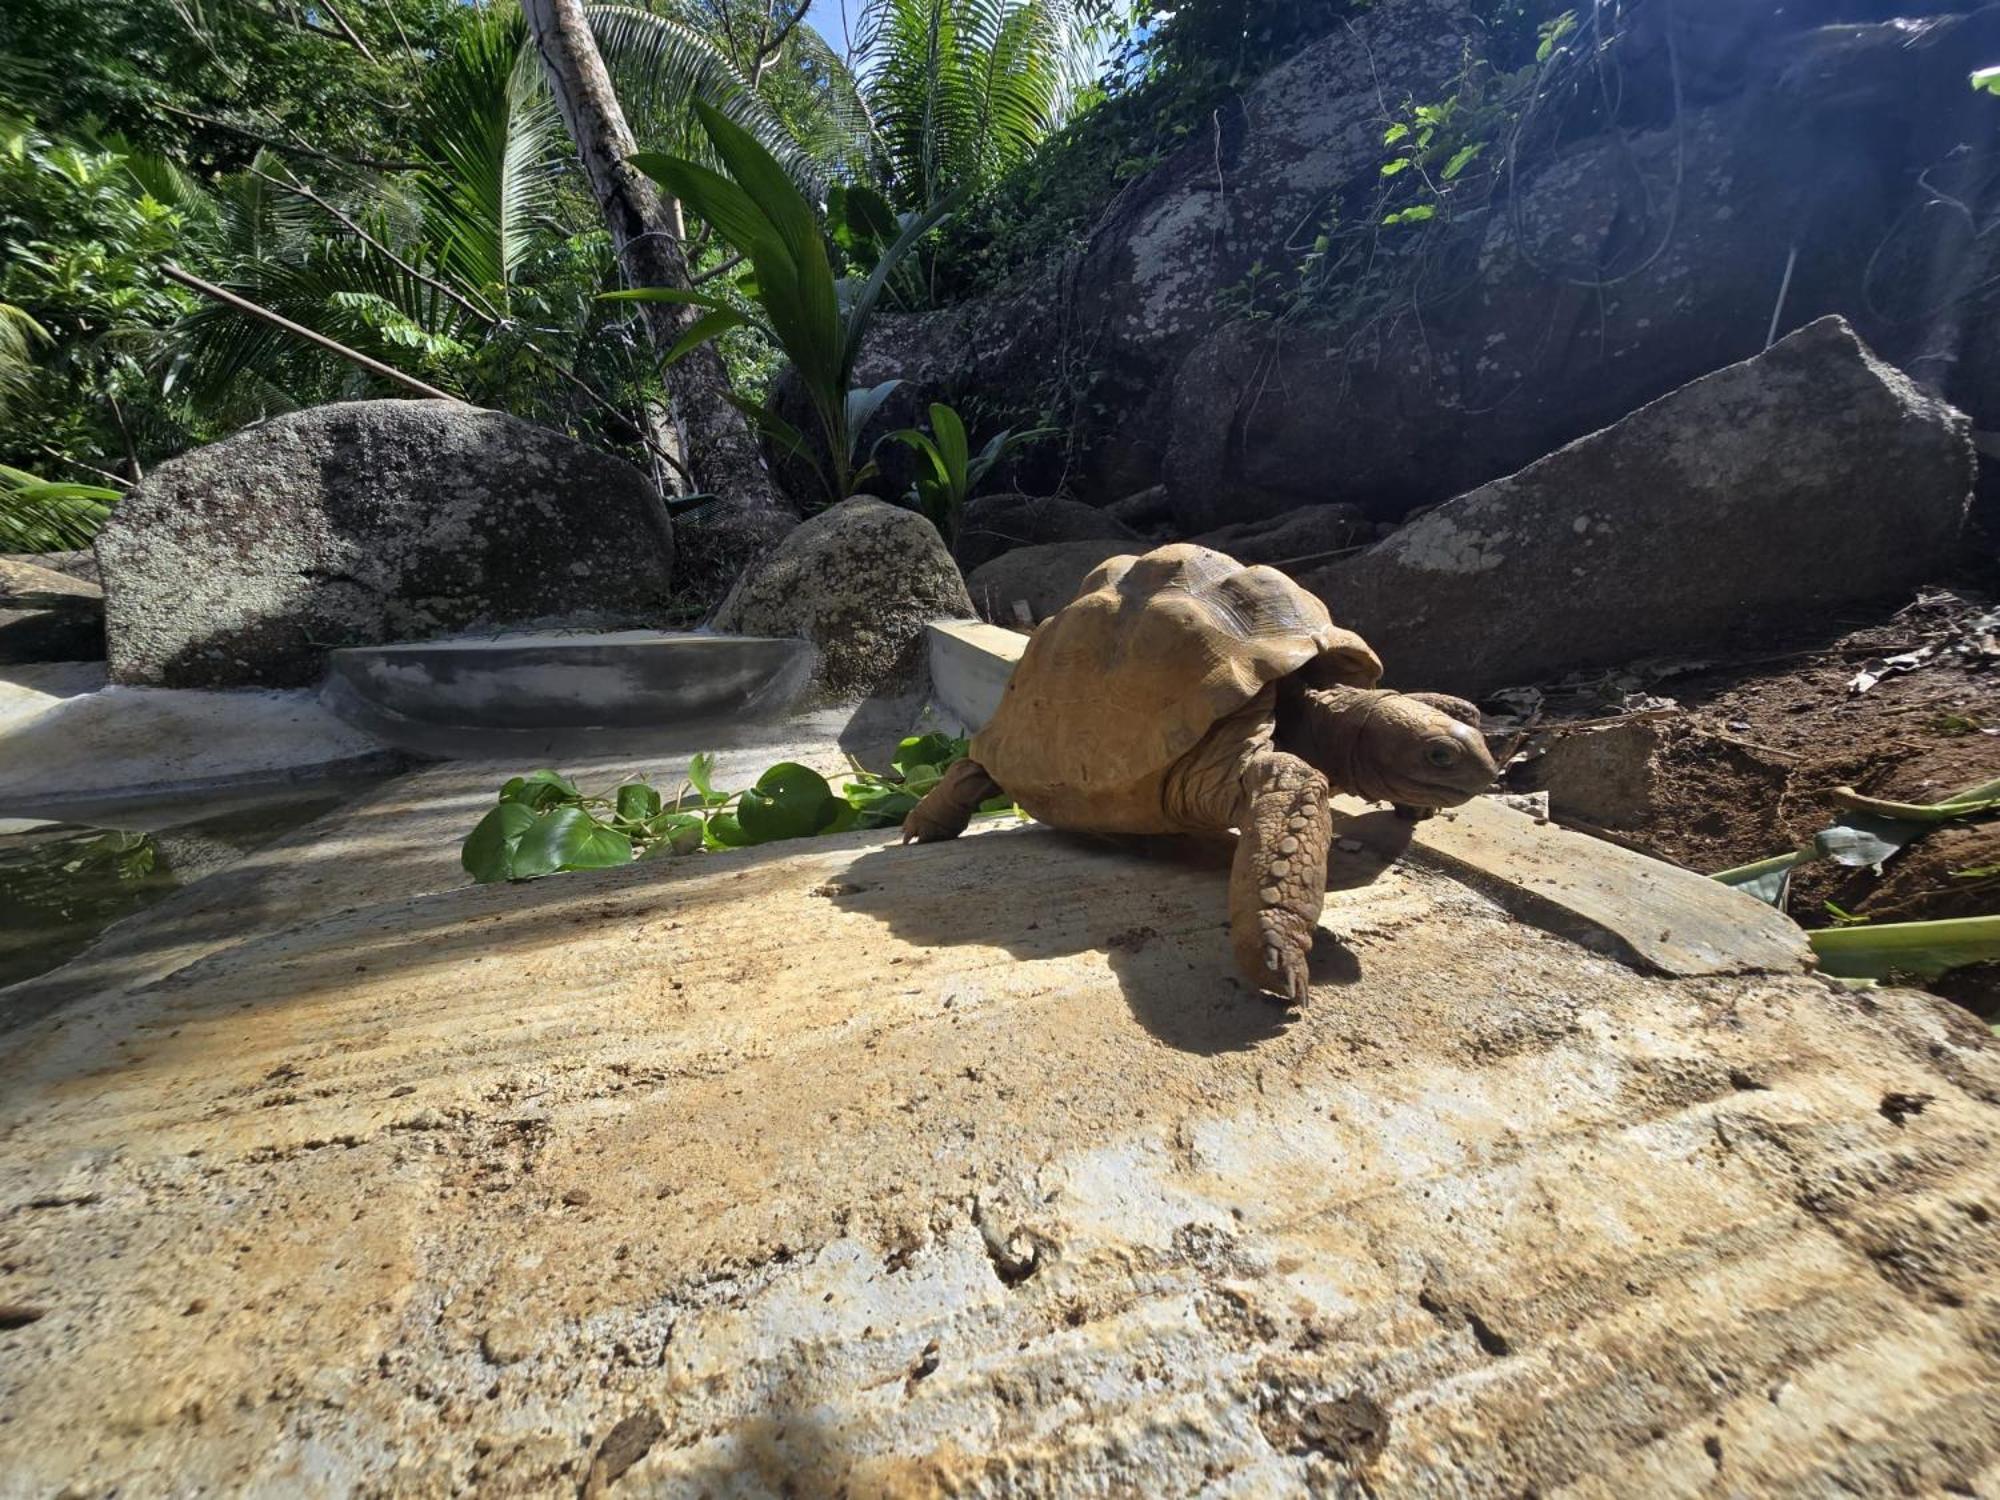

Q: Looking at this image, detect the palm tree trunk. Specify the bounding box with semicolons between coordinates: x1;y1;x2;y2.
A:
521;0;794;590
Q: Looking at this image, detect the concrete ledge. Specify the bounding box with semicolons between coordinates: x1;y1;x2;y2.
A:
926;618;1026;732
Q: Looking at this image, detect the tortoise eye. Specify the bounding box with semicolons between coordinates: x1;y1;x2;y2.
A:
1425;742;1458;768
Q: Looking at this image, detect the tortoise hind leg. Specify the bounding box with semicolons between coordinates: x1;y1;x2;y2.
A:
902;758;1004;844
1228;751;1332;1003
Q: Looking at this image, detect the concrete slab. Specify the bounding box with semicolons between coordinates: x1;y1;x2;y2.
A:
0;717;898;1035
1391;794;1813;976
1;820;1995;1494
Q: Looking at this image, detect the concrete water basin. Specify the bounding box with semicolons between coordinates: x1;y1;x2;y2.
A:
323;628;815;751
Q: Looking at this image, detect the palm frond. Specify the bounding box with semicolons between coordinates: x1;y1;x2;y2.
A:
586;4;837;196
173;241;473;408
856;0;1094;211
414;6;563;295
0;464;118;551
0;303;50;422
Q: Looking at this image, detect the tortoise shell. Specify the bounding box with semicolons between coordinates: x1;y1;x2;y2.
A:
969;544;1382;832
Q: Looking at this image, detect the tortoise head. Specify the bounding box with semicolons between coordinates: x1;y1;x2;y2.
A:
1285;686;1498;809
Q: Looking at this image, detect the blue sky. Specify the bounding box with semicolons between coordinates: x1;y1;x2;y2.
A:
804;0;856;55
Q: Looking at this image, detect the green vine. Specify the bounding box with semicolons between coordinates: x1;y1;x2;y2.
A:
460;733;1017;884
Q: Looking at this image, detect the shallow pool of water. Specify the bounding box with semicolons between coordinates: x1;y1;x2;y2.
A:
0;786;375;992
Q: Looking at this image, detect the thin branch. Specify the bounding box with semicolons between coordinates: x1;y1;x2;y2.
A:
161;261;461;401
311;0;379;63
252;165;507;325
691;252;746;284
752;0;812;86
153;102;426;172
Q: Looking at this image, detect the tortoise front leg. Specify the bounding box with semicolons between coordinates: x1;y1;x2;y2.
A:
902;758;1004;844
1229;750;1332;1004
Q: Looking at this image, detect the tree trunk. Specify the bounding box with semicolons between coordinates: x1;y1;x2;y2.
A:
522;0;795;593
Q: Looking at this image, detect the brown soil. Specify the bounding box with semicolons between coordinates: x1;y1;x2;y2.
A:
1497;584;1999;1015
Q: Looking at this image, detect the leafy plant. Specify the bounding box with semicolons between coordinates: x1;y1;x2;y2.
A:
461;733;1013;884
611;101;964;503
1714;776;2000;916
1809;915;2000;984
878;401;1053;541
859;0;1098;215
0;463;119;549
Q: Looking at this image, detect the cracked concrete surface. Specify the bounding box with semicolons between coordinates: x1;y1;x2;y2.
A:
0;791;1996;1495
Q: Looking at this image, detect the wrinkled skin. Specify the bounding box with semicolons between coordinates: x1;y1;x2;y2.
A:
902;682;1497;1004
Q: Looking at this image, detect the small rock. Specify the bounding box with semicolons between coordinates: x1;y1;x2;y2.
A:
712;497;971;704
562;1187;593;1207
583;1406;666;1496
479;1316;533;1367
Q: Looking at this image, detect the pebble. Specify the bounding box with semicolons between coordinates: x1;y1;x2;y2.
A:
1335;838;1365;853
480;1317;533;1366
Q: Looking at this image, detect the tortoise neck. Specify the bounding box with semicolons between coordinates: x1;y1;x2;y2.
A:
1277;681;1390;798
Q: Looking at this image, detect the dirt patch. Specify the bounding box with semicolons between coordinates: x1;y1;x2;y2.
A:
1498;585;1998;1015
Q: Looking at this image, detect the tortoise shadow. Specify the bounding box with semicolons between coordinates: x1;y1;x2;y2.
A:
831;807;1415;1057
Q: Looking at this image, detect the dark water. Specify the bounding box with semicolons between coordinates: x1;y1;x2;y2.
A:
0;791;363;991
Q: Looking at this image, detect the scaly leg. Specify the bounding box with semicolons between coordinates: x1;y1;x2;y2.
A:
1229;750;1332;1003
902;759;1004;844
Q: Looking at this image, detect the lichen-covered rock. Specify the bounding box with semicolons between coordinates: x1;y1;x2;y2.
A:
95;400;674;688
955;493;1139;573
0;556;104;664
964;538;1132;625
1311;317;1974;694
711;496;971;703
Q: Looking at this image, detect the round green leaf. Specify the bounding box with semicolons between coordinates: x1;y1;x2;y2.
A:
738;762;840;843
892;732;964;777
644;811;708;856
615;783;663;823
503;769;582;811
510;807;633;879
705;812;752;848
462;803;538;884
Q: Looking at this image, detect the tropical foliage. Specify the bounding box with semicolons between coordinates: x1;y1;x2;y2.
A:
0;0;1109;552
616;102;963;502
881;402;1051;541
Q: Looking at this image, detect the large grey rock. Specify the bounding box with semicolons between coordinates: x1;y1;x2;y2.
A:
1191;504;1370;572
955;493;1139;572
854;0;1475;503
860;4;2000;526
712;496;971;703
1310;317;1973;695
964;538;1133;624
0;557;104;664
96;400;674;688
